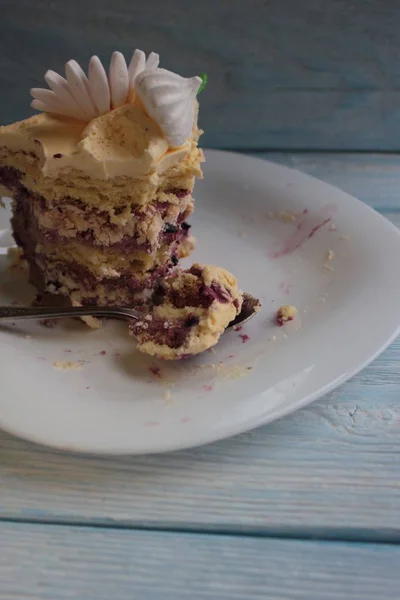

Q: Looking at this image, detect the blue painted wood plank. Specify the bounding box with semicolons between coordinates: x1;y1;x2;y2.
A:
1;522;400;600
2;1;400;149
263;153;400;210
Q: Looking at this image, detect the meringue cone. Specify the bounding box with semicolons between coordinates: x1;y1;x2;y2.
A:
135;68;202;147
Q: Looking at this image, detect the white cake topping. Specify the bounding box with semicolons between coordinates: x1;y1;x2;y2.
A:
135;68;202;147
31;50;159;122
30;50;201;147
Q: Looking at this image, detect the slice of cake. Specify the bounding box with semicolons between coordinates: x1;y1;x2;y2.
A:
0;50;204;312
130;264;243;359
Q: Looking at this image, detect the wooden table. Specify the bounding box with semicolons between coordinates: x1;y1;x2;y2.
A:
1;153;400;598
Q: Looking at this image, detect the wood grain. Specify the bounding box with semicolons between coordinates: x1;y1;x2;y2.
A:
2;522;400;600
1;155;400;541
264;153;400;211
2;1;400;149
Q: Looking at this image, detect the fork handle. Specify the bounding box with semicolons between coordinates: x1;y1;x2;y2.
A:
0;305;139;322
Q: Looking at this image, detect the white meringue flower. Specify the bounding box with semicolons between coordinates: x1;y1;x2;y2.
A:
30;49;159;122
88;56;110;115
109;51;129;109
65;59;97;118
127;49;159;90
135;68;202;147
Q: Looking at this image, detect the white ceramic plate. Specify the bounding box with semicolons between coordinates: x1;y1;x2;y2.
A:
1;149;400;454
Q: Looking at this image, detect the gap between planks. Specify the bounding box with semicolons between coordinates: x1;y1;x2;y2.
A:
1;515;400;546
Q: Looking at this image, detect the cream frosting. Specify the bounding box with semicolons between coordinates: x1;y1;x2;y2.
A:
0;101;199;179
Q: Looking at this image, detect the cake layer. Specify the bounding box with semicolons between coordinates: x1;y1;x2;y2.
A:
32;264;172;329
0;151;201;209
13;219;190;278
0;159;198;212
31;236;193;287
0;105;204;209
35;198;193;250
31;260;173;309
8;175;193;251
11;180;194;280
35;240;183;274
12;203;193;310
16;219;175;310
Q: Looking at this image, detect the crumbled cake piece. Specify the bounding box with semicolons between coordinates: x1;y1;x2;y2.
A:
276;304;297;326
326;249;335;262
276;211;297;223
266;211;297;223
53;360;84;370
130;264;243;359
323;249;335;272
7;246;28;273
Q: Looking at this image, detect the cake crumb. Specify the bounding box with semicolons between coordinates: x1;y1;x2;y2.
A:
149;365;162;378
70;297;102;329
276;305;297;326
7;247;23;261
323;249;335;272
267;211;297;222
164;389;172;402
202;383;214;392
23;334;31;340
340;234;350;240
276;211;297;223
53;360;84;371
239;333;250;343
7;247;28;273
326;249;335;262
40;318;57;328
216;363;252;379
